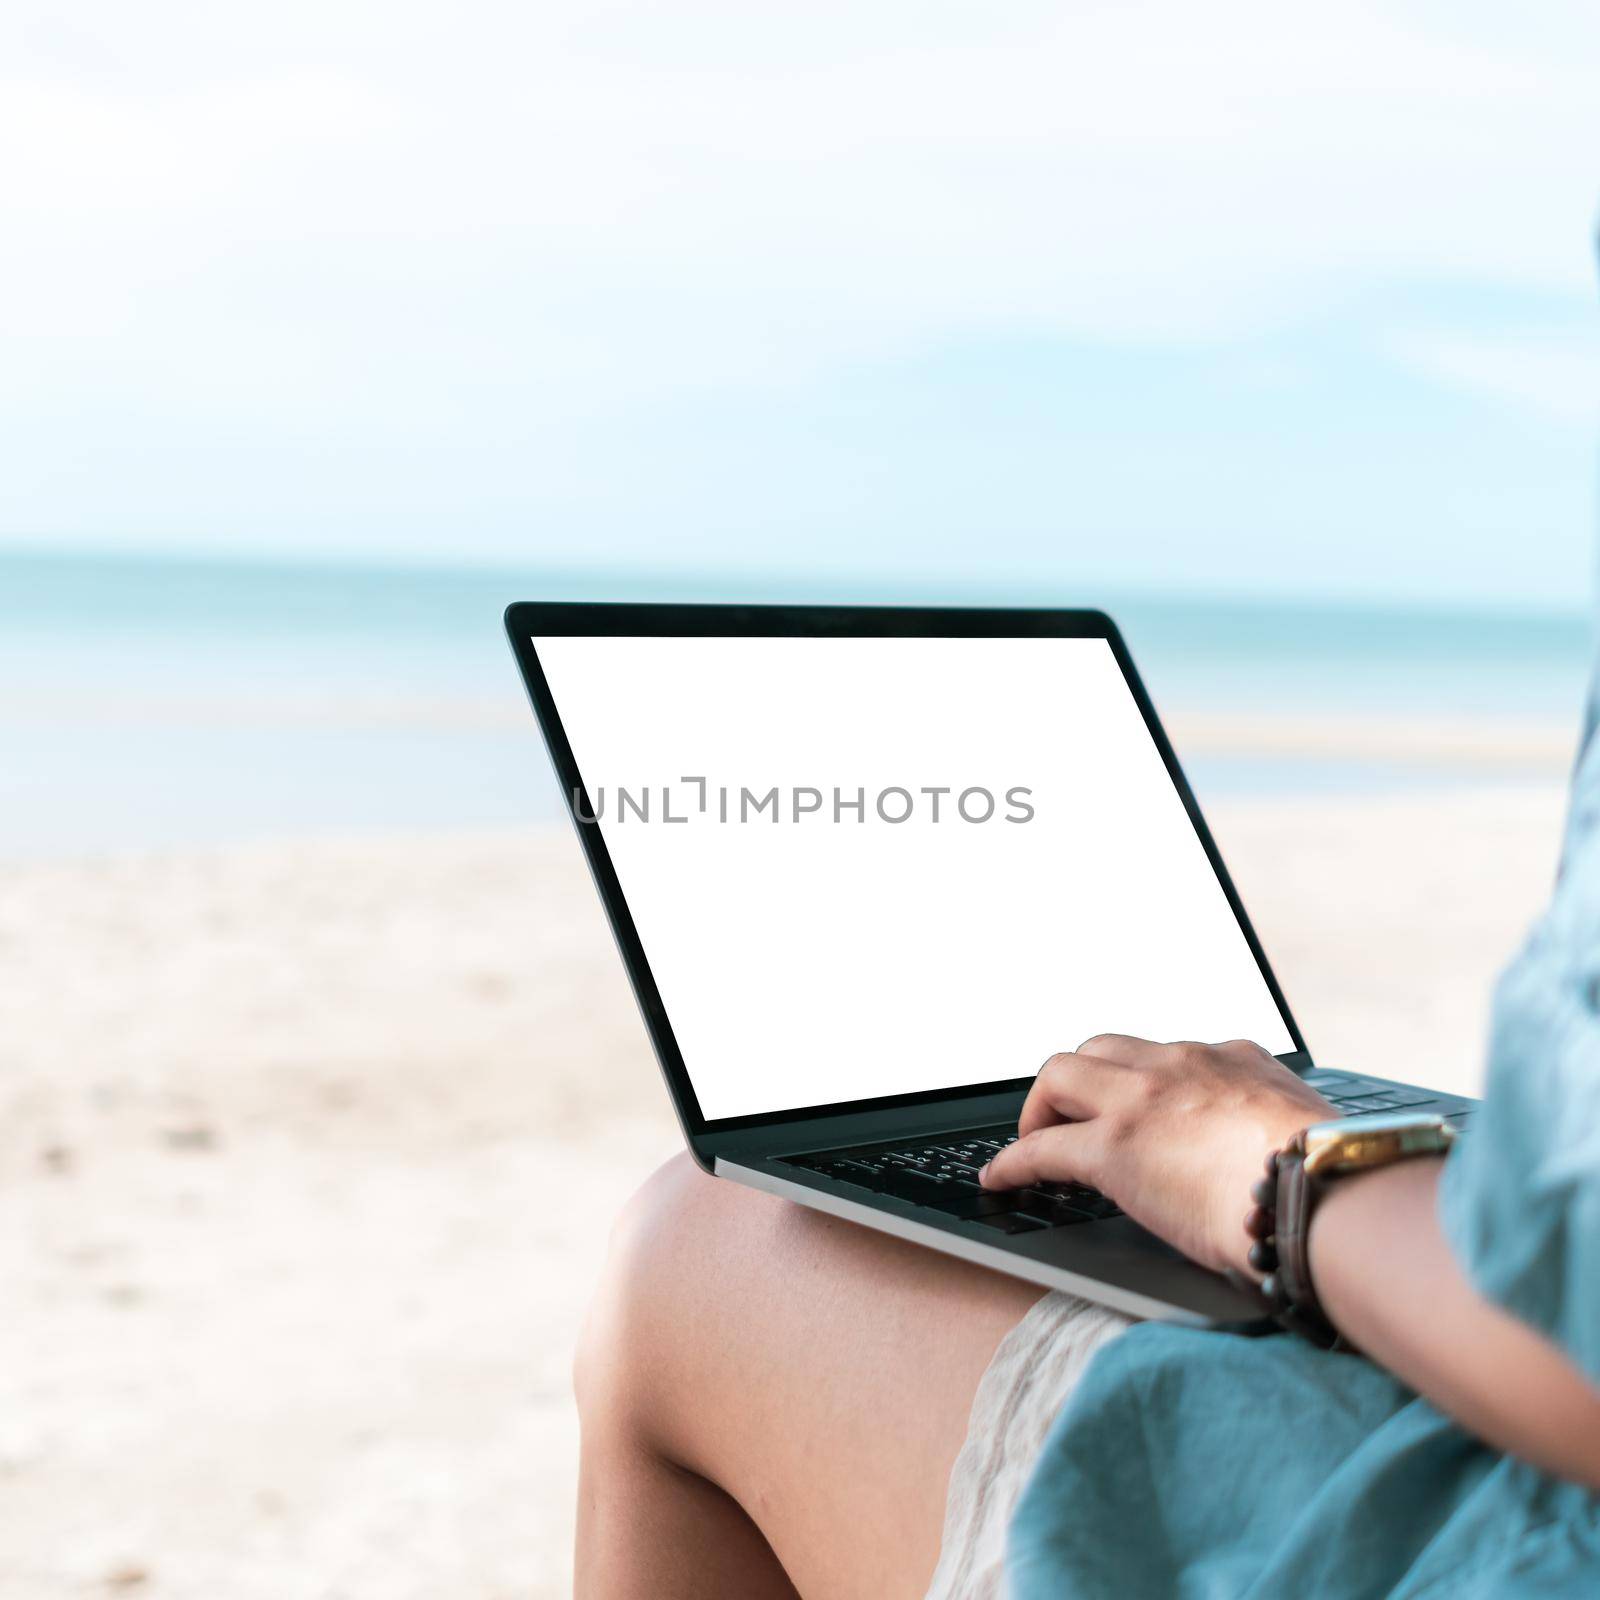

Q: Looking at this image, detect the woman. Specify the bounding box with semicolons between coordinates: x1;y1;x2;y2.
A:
573;686;1600;1594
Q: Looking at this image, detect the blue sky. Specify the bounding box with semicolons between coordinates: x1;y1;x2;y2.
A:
1;1;1598;607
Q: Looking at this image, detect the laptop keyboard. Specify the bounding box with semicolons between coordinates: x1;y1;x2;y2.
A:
784;1126;1120;1235
784;1073;1458;1235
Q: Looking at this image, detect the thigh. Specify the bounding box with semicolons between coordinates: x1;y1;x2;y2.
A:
595;1155;1045;1600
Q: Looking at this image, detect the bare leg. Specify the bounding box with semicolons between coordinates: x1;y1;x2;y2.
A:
575;1155;1044;1600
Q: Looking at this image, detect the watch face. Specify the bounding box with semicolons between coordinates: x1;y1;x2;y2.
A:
1302;1113;1456;1178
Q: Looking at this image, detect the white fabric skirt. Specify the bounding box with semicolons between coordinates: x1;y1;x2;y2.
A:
925;1292;1134;1600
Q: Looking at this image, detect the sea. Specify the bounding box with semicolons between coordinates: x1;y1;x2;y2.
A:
1;549;1592;859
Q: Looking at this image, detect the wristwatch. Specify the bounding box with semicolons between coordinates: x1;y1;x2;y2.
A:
1247;1113;1458;1349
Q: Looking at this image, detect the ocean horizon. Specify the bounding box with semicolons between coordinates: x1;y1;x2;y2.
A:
2;547;1592;859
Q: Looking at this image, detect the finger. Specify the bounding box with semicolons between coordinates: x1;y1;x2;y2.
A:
981;1122;1103;1192
1017;1050;1133;1136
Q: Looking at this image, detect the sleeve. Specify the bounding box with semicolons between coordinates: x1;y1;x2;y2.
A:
1439;683;1600;1384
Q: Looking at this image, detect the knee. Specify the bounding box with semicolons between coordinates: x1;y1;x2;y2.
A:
573;1152;718;1439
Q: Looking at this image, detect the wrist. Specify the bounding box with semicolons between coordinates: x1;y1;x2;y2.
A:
1309;1155;1445;1303
1248;1115;1456;1348
1215;1103;1331;1276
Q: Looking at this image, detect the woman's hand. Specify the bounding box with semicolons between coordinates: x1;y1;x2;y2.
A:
979;1035;1334;1275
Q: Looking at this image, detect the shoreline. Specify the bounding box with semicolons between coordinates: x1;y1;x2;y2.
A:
0;703;1579;869
3;689;1581;760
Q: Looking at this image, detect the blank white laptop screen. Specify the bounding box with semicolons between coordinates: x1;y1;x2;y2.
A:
533;634;1295;1122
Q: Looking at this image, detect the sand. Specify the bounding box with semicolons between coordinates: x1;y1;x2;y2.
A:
0;785;1569;1598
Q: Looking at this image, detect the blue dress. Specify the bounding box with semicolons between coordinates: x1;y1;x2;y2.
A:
1007;678;1600;1596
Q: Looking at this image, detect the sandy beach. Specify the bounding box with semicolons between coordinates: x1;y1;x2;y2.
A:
0;783;1569;1598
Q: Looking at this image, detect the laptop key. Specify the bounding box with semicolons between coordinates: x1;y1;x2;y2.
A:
880;1170;960;1203
1013;1193;1091;1224
977;1211;1048;1234
818;1159;886;1189
1025;1185;1114;1218
927;1190;1023;1220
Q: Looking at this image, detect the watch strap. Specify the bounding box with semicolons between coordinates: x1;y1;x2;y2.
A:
1261;1146;1346;1350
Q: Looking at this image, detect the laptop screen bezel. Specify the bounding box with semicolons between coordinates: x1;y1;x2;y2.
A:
504;601;1310;1137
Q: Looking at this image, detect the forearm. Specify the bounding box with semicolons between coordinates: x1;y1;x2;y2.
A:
1310;1157;1600;1487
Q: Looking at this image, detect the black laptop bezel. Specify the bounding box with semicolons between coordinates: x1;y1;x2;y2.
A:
504;601;1311;1144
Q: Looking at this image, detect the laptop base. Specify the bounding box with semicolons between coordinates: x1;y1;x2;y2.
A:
720;1068;1476;1328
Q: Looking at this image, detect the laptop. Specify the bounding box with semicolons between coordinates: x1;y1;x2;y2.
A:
504;602;1477;1327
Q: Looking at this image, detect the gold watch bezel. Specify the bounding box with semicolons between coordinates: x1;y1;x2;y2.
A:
1300;1113;1457;1179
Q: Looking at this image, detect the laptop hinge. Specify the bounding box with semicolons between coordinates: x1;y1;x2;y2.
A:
692;1085;1032;1170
